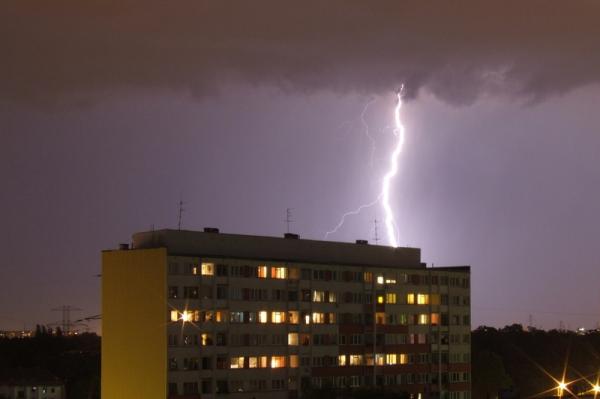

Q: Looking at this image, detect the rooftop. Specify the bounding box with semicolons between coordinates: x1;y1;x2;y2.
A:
128;228;424;269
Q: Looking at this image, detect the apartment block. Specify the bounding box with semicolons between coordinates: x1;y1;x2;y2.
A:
102;229;471;399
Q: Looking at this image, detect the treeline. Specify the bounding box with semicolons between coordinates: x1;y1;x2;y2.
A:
473;324;600;398
0;327;100;399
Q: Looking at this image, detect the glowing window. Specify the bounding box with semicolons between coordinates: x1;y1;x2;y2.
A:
288;311;299;324
272;311;286;324
431;294;441;305
418;314;428;325
376;275;384;285
288;333;299;346
338;355;347;366
230;356;245;369
375;354;385;366
431;313;440;325
248;357;258;368
257;266;268;278
407;293;415;304
400;354;408;364
349;355;363;366
303;313;311;325
385;278;397;284
192;266;199;275
289;355;299;368
288;267;300;279
376;312;386;325
271;356;286;368
377;295;384;304
170;310;179;322
386;293;397;304
200;333;212;346
328;291;337;303
258;311;268;323
259;356;268;368
312;312;325;324
215;310;226;323
364;272;373;283
312;290;325;302
201;262;214;275
386;354;397;365
417;294;429;305
328;313;336;324
271;267;287;279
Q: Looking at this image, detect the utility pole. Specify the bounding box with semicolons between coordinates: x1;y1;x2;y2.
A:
51;306;82;335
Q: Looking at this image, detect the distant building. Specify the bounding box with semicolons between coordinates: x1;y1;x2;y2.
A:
0;331;33;339
0;368;64;399
102;229;471;399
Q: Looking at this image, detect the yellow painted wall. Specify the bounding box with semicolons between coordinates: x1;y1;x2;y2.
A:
102;248;167;399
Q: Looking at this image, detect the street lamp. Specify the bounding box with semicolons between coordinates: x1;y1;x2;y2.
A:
557;381;567;397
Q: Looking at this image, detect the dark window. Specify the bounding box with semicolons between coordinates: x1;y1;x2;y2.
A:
168;383;178;395
301;268;311;280
168;286;179;299
288;290;298;301
183;286;199;299
202;379;212;394
216;380;228;394
183;382;198;394
202;356;212;370
216;356;227;369
217;264;228;276
216;332;227;346
301;289;311;302
216;285;228;299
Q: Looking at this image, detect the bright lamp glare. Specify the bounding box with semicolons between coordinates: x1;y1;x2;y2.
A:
593;384;600;393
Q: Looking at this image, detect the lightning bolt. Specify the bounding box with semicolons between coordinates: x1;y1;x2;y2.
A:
360;96;377;168
325;87;406;247
381;87;405;247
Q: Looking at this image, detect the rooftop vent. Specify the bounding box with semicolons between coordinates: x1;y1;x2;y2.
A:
284;233;300;239
203;227;220;233
118;243;129;250
355;239;369;245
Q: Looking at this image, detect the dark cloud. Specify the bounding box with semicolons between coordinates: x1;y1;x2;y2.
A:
2;1;600;105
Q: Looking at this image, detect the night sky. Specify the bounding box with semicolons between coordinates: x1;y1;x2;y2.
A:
1;1;600;333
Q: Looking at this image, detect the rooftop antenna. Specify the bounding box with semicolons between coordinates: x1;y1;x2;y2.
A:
285;208;294;233
178;199;185;230
373;219;380;245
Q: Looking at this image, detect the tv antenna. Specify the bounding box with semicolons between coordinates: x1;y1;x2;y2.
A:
373;219;380;245
178;199;185;230
285;208;294;233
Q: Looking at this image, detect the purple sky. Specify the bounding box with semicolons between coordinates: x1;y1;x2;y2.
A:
1;1;600;332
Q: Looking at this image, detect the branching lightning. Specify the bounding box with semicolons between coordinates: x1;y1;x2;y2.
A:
325;86;406;247
360;96;378;168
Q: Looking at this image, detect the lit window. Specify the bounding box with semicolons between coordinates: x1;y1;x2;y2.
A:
364;272;373;283
338;355;347;366
312;312;325;324
170;310;179;322
192;266;199;275
248;357;258;368
431;294;441;305
200;333;212;346
272;311;286;324
385;278;396;284
258;311;268;323
349;355;363;366
400;354;408;364
230;356;245;369
417;294;429;305
312;290;325;302
271;267;287;279
259;356;268;368
375;354;385;365
257;266;268;278
376;312;386;325
201;262;214;276
418;314;428;325
288;267;300;279
431;313;440;325
288;311;299;324
377;295;384;304
215;310;226;323
271;356;286;368
328;292;337;303
386;354;397;365
407;293;415;304
288;333;299;346
303;313;310;325
328;313;336;324
289;355;299;368
386;293;397;304
376;275;384;284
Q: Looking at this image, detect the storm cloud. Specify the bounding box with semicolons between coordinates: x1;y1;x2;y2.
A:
2;0;600;105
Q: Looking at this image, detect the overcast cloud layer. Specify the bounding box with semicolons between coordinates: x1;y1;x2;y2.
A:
2;1;600;105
